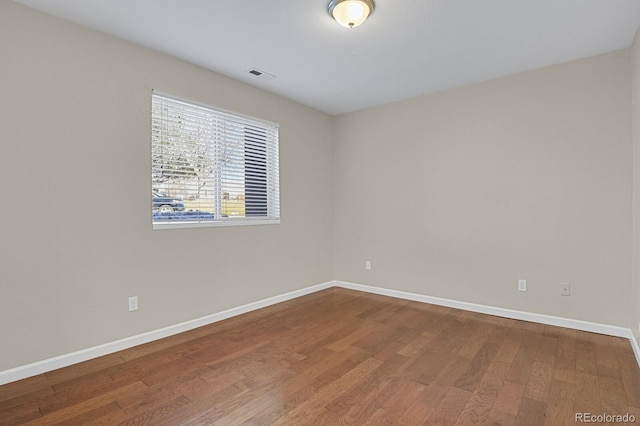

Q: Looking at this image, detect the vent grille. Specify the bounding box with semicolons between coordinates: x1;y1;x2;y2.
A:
247;68;276;81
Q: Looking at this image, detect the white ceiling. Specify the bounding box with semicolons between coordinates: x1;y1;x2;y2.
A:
13;0;640;115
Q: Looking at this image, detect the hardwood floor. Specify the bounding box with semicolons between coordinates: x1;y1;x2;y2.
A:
1;287;639;425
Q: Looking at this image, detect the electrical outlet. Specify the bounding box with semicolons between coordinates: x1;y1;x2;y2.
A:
560;283;570;296
365;260;371;270
518;279;526;292
128;296;138;311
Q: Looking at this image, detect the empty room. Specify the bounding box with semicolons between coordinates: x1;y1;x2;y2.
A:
2;0;640;424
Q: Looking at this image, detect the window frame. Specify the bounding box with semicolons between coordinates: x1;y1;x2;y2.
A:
151;91;280;230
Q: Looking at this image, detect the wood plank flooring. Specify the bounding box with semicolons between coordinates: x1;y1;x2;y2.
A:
1;287;639;425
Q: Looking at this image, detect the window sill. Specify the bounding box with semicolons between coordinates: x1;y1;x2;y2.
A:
152;218;280;230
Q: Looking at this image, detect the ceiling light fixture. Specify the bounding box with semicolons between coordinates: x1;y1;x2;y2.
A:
328;0;374;28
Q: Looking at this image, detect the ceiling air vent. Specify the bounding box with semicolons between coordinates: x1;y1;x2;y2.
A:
247;68;276;81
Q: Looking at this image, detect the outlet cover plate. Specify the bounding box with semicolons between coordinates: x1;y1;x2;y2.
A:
518;279;526;292
128;296;138;311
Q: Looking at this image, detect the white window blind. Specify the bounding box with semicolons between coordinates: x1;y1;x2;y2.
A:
151;92;280;229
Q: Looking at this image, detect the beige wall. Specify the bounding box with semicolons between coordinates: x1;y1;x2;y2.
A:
632;28;640;343
0;2;334;371
334;50;633;327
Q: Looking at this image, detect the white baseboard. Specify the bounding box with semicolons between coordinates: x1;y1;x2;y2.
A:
0;281;333;386
2;279;638;386
333;280;640;367
631;330;640;367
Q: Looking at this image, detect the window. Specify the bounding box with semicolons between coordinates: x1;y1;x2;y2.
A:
151;92;279;229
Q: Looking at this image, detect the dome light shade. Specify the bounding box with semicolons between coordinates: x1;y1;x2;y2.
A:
328;0;374;28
